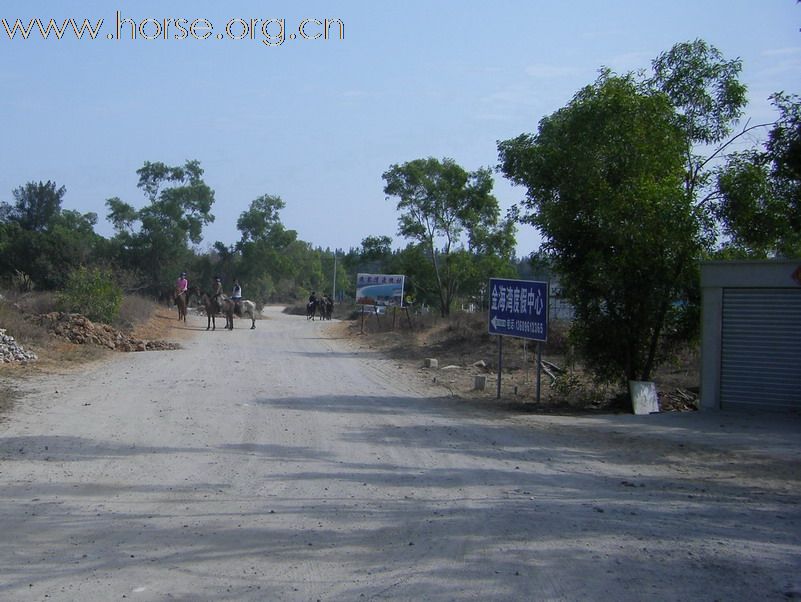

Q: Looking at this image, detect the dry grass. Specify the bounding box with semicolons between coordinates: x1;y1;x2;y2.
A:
338;306;699;413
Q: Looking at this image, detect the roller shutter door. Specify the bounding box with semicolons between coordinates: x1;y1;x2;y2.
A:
720;288;801;409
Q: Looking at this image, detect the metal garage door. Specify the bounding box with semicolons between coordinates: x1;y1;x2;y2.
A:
720;288;801;409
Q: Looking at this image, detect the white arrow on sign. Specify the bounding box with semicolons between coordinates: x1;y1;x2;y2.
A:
491;316;507;329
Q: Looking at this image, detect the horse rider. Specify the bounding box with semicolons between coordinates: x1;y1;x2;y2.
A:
175;271;189;300
212;275;224;313
231;278;243;315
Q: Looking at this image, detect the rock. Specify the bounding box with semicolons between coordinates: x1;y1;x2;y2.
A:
0;328;37;363
28;312;180;354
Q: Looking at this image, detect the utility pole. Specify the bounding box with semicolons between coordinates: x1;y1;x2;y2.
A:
332;251;337;302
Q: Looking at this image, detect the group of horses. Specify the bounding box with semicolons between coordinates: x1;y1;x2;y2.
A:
173;288;334;328
172;287;257;330
306;295;333;321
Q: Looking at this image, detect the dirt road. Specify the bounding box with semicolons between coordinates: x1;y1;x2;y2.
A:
1;307;800;601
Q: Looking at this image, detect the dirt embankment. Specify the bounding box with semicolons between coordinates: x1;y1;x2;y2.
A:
30;312;181;352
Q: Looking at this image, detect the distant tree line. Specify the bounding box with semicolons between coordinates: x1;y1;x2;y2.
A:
1;39;797;386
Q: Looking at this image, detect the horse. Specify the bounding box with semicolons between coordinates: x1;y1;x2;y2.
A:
221;297;258;330
174;290;188;322
192;287;223;331
320;296;333;320
306;299;318;321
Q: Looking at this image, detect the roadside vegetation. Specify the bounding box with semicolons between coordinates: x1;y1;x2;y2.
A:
0;290;170;408
0;39;797;407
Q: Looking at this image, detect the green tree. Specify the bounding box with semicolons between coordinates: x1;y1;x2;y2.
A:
499;73;698;383
360;235;393;263
0;182;101;289
0;180;66;232
234;194;302;301
717;93;801;256
106;160;215;294
648;39;760;247
236;194;287;243
383;157;515;316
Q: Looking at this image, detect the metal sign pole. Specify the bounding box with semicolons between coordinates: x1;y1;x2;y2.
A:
536;341;542;404
497;336;503;399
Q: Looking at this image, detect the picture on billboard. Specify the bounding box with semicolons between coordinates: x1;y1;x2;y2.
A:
356;273;405;307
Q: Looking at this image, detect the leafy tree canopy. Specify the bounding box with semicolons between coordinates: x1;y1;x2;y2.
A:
0;180;66;232
717;93;801;256
499;72;699;383
383;157;515;315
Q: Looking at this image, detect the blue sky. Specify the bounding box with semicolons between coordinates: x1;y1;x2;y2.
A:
1;1;799;257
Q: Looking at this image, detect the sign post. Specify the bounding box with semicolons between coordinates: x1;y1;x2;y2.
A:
488;278;549;400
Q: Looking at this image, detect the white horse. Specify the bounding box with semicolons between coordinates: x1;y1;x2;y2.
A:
221;297;258;329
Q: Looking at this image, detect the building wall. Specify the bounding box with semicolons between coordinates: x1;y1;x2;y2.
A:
700;260;801;410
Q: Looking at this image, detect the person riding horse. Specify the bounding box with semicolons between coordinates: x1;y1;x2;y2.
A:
231;279;243;316
175;272;188;298
174;272;189;321
307;291;318;319
211;276;224;315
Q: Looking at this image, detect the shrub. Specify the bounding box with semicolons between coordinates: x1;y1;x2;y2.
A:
57;267;122;324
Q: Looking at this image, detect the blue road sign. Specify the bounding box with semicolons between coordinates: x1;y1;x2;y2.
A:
488;278;548;341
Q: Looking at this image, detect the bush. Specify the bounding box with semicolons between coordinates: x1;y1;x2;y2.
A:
57;267;122;324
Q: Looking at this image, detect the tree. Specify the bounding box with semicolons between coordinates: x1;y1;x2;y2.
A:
236;194;287;244
650;39;747;147
234;194;300;301
383;157;514;316
0;180;66;232
648;39;760;248
0;181;101;289
499;73;699;383
359;235;393;263
717;93;801;256
106;160;215;293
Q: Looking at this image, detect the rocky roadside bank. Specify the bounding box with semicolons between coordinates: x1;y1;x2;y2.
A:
0;328;38;363
30;312;181;353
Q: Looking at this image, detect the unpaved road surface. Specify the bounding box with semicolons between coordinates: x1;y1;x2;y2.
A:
1;307;800;601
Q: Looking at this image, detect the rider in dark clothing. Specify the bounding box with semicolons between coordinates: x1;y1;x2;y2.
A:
212;276;224;313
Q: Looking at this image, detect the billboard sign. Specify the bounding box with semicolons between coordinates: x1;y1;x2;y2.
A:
488;278;548;341
356;273;405;307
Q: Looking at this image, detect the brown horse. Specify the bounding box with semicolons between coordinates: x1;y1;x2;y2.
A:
192;287;223;330
174;290;188;322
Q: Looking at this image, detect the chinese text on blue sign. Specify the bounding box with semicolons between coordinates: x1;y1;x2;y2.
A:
488;278;548;342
